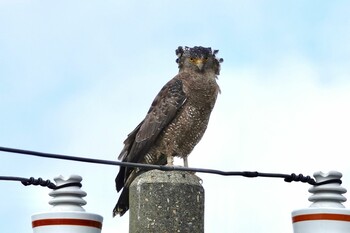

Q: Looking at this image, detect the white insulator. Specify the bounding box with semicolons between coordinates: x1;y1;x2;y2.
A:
48;175;87;211
308;171;347;208
291;171;350;233
31;175;103;233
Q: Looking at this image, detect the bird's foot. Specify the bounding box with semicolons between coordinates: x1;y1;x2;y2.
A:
166;155;174;166
183;157;189;167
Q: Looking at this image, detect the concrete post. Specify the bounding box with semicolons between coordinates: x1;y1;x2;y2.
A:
129;170;204;233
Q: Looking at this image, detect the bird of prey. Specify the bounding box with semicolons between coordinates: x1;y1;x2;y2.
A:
113;46;223;217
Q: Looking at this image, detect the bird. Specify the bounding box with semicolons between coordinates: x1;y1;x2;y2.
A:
113;46;223;217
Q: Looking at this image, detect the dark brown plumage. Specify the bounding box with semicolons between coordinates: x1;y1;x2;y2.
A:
113;46;223;216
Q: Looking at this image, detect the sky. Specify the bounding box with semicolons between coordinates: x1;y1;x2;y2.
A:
1;0;350;232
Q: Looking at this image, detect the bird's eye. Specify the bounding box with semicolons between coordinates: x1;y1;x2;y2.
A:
204;57;208;61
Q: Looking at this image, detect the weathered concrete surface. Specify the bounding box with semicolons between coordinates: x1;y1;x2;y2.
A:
129;170;204;233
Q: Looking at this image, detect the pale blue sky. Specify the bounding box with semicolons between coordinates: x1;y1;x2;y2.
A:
1;1;350;232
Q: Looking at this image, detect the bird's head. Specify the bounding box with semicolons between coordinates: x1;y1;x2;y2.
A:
176;46;223;75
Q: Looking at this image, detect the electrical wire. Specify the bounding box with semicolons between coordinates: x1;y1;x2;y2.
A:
0;146;342;188
0;176;81;189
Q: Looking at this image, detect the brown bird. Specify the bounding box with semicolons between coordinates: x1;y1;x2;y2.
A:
113;46;223;217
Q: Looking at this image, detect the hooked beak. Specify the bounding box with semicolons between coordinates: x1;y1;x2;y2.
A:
194;59;204;71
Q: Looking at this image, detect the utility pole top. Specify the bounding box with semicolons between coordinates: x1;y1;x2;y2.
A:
129;169;204;233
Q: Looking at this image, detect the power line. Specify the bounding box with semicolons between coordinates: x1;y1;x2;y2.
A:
0;146;341;187
0;176;81;189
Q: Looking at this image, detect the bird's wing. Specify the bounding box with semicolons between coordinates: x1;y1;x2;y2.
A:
119;75;188;163
115;76;187;192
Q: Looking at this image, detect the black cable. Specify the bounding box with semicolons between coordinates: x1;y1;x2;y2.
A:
0;176;81;189
0;146;342;186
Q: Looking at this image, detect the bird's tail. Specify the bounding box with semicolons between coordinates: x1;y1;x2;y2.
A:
113;169;143;217
113;169;153;217
113;187;129;217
